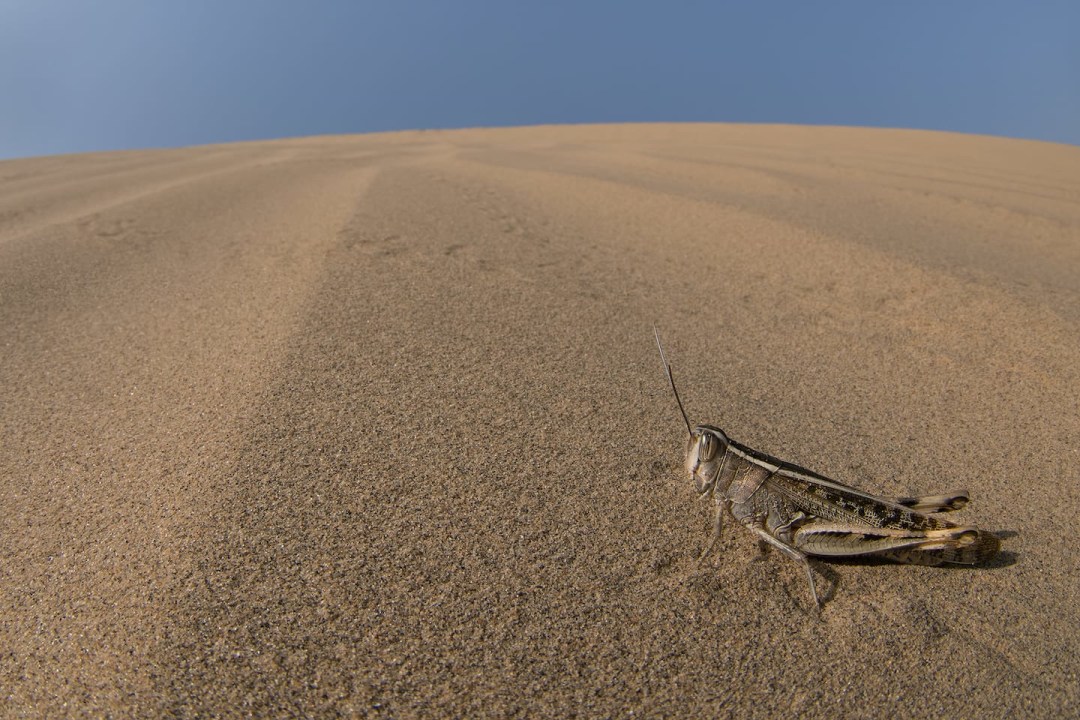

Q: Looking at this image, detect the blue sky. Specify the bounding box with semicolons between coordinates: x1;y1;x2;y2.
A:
2;1;1077;159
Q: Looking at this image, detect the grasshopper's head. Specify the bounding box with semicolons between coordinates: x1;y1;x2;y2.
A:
686;424;729;494
655;328;729;494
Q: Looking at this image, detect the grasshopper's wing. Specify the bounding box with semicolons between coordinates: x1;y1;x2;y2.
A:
891;492;969;513
727;440;969;513
726;439;953;532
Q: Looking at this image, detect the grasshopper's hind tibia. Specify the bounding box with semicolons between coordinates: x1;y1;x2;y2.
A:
891;491;969;514
791;522;1001;567
877;527;1000;565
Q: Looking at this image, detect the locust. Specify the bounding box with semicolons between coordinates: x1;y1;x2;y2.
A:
654;328;1000;608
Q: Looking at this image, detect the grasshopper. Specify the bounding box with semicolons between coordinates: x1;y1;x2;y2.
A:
654;329;1000;607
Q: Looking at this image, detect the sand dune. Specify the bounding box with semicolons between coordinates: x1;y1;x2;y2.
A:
2;124;1079;717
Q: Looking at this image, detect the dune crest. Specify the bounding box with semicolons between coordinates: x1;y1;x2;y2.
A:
2;124;1078;717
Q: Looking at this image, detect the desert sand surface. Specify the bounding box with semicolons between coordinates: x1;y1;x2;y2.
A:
2;123;1079;717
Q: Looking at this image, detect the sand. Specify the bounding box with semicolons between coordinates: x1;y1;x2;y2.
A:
2;124;1078;717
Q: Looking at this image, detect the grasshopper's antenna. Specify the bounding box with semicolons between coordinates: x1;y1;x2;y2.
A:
653;326;693;438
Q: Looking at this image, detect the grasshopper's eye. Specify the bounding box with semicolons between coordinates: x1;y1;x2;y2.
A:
699;433;718;462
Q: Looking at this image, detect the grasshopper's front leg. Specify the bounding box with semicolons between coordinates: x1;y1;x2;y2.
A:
698;501;727;562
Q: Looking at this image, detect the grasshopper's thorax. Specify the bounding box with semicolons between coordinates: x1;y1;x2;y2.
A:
686;425;730;496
